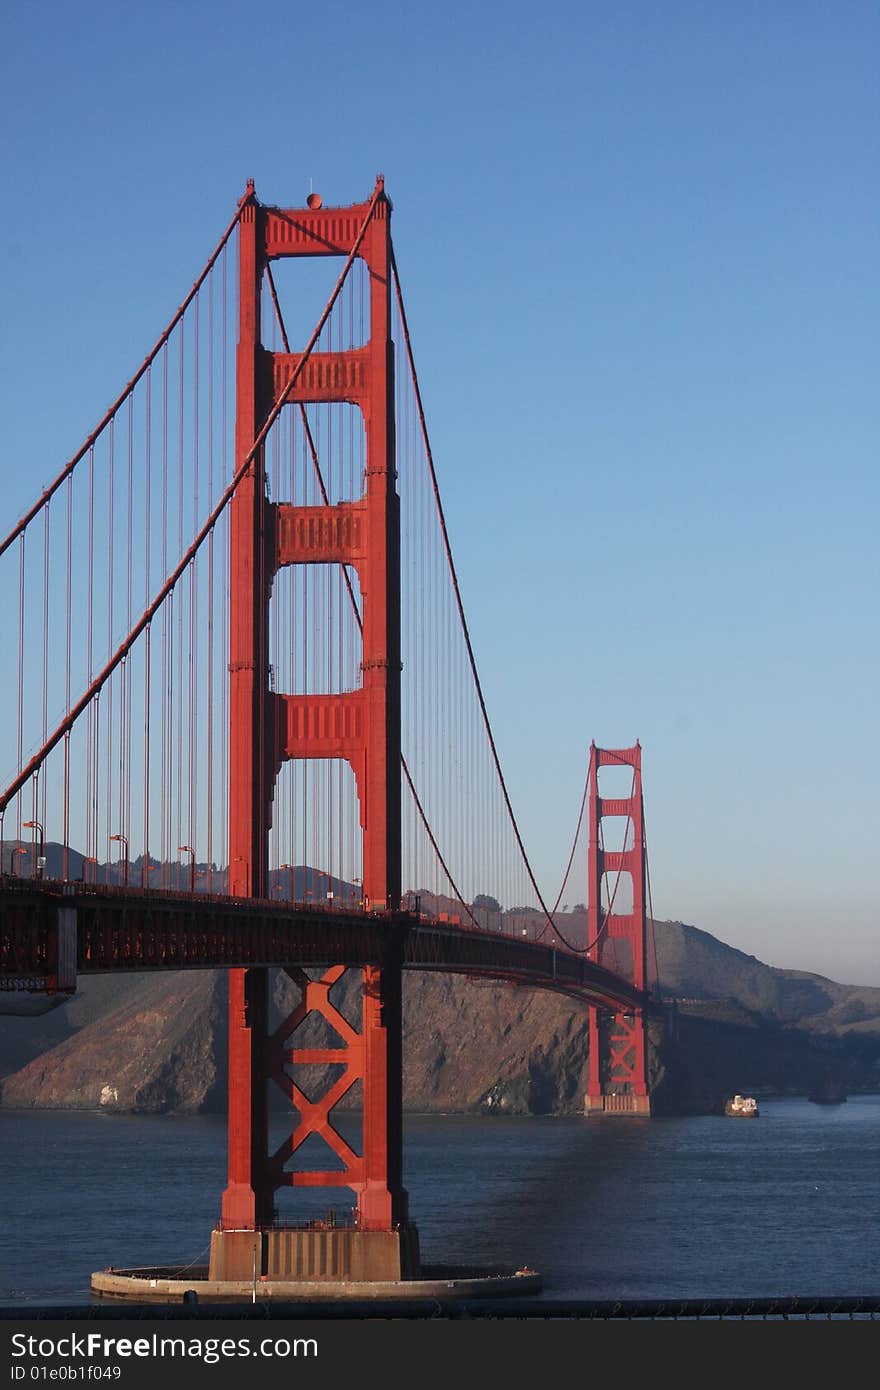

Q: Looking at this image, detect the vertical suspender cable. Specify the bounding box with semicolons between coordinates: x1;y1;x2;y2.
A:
176;326;184;869
391;252;562;936
161;342;169;882
143;364;152;884
63;473;73;880
220;241;229;888
123;394;133;862
206;272;215;892
17;535;25;846
92;694;100;876
106;420;115;883
41;505;49;841
143;624;151;886
88;448;96;862
191;292;199;874
189;337;197;873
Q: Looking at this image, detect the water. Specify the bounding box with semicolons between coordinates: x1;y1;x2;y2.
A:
1;1098;878;1306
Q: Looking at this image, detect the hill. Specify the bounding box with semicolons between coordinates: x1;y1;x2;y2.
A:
1;918;878;1115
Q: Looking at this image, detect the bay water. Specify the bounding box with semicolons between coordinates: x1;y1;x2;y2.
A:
1;1097;878;1307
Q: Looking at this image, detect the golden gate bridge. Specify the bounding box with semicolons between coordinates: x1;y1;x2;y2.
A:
0;179;658;1288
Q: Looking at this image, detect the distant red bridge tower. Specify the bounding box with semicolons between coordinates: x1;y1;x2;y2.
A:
585;742;652;1116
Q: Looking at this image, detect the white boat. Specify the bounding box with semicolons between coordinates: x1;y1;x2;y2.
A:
724;1093;759;1117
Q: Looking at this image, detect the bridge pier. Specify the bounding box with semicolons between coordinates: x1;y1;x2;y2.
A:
585;1095;652;1116
213;952;419;1284
209;1226;419;1283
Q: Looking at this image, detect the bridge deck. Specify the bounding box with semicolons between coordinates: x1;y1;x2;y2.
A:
0;879;646;1012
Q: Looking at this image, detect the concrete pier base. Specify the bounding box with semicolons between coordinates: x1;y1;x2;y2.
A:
584;1092;652;1115
208;1225;420;1282
90;1264;542;1304
92;1220;542;1303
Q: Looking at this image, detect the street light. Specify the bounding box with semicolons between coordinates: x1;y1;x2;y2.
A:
109;833;129;887
12;846;28;877
83;855;97;884
280;863;293;901
23;820;44;879
178;845;196;894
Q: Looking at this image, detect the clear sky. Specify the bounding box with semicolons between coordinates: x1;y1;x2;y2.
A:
2;1;877;984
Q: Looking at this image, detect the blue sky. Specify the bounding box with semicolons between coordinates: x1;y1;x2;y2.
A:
2;1;877;983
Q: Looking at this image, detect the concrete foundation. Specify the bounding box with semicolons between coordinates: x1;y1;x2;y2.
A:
91;1264;542;1304
584;1092;652;1115
208;1224;420;1282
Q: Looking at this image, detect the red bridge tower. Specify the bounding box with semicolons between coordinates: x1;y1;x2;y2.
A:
210;179;417;1282
585;742;652;1116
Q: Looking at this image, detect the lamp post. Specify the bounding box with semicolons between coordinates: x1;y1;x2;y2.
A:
280;863;293;901
12;846;28;877
23;820;44;879
109;833;129;887
82;855;97;884
178;845;196;894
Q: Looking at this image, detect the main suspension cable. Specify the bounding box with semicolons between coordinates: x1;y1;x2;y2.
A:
0;198;246;561
390;247;559;936
1;186;380;813
549;764;590;916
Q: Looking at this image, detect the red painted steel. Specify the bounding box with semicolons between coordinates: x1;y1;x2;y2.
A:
0;878;647;1012
585;742;651;1114
0;180;667;1267
221;180;406;1234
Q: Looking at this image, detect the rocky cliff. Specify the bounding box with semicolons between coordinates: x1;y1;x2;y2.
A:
2;920;879;1115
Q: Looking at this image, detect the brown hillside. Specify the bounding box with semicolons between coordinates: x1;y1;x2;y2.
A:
2;919;878;1115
